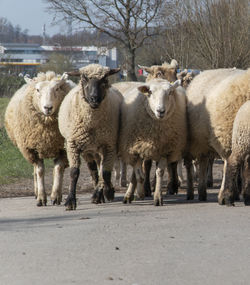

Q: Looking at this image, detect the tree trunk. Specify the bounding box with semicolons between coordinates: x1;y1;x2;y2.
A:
126;49;137;81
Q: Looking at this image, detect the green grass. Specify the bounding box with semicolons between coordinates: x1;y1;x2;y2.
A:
0;98;52;184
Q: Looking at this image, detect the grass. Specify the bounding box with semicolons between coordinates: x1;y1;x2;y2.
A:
0;98;52;184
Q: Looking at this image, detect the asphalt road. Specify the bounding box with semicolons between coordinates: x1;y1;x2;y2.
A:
0;192;250;285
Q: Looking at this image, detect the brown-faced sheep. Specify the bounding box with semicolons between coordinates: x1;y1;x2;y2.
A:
118;78;187;206
185;68;250;205
58;64;122;210
4;71;75;206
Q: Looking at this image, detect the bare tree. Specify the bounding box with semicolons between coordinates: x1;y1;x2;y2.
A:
45;0;164;80
182;0;250;69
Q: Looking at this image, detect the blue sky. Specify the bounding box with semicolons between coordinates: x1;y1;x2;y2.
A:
0;0;64;35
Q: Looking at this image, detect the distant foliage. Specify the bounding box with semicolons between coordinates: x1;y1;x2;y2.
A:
0;74;25;98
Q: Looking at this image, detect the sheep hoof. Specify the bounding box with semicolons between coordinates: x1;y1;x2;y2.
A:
123;194;134;204
198;193;207;201
104;187;115;201
154;197;163;206
52;197;62;206
224;196;235;207
91;189;105;204
187;193;194;200
243;195;250;206
36;198;47;207
218;196;225;205
64;195;77;210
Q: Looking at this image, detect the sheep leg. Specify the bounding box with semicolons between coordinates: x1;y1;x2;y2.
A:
87;160;99;187
184;155;195;200
134;164;145;199
51;157;67;205
154;158;167;206
242;155;250;205
33;166;38;199
218;160;227;205
123;170;137;203
207;156;214;188
197;155;209;201
92;148;115;203
166;161;179;195
113;159;121;186
35;159;47;207
65;146;80;210
220;156;242;206
143;159;152;197
120;161;127;187
177;159;184;186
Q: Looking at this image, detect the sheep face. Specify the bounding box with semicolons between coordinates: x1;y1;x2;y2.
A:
138;79;181;120
34;79;67;116
73;67;120;109
80;75;110;109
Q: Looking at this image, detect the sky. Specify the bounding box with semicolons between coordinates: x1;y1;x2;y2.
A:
0;0;65;36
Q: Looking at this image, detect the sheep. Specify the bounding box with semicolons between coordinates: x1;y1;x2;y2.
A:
58;64;122;210
118;78;187;206
138;59;178;82
176;69;218;188
222;100;250;205
113;59;180;195
4;71;75;206
185;68;250;205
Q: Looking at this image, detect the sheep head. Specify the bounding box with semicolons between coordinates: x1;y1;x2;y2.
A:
67;64;120;109
33;72;70;116
138;79;181;120
177;70;195;89
138;59;178;83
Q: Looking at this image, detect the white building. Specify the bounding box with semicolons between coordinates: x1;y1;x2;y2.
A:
0;43;119;75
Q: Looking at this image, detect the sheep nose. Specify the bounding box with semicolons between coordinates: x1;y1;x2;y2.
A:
157;107;165;116
90;97;98;103
44;106;53;112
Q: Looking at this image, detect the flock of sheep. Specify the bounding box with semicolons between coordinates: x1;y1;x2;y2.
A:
4;60;250;210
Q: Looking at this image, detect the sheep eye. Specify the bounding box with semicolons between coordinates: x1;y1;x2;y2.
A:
156;72;162;78
36;88;39;92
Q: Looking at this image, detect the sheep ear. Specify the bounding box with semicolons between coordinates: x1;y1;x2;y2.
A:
60;72;69;81
106;68;120;77
170;79;181;89
138;65;152;74
138;85;151;96
170;59;178;69
66;70;81;76
24;76;32;84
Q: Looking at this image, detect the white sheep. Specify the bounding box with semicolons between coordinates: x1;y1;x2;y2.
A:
4;71;75;206
118;78;186;206
223;100;250;205
58;64;122;210
185;68;250;205
113;59;180;195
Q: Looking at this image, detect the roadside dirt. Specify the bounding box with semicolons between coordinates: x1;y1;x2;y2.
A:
0;160;224;200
